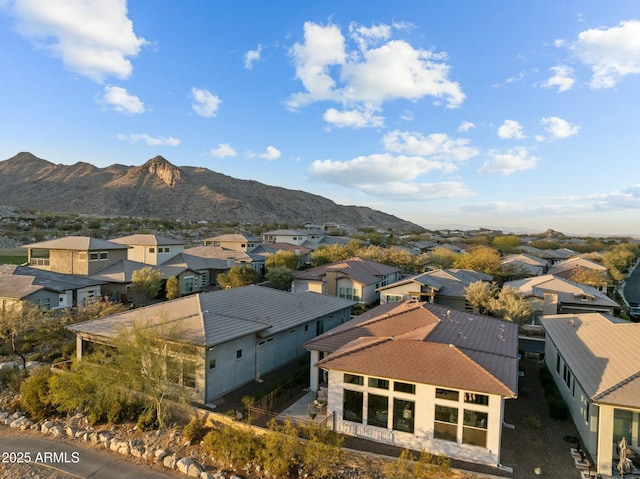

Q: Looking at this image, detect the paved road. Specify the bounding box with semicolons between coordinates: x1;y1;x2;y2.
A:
623;261;640;306
1;430;179;479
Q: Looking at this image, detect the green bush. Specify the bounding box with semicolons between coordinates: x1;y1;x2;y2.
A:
203;426;260;469
20;367;54;419
136;409;158;431
0;367;24;394
522;415;542;429
183;416;209;443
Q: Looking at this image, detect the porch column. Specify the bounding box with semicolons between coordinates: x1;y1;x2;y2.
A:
76;335;84;360
596;405;614;474
309;350;320;392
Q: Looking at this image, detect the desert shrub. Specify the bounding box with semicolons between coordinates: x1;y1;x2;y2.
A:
183;416;209;443
20;367;54;419
62;342;76;358
522;415;541;429
260;419;301;477
300;422;344;478
384;449;452;479
0;367;24;394
203;425;259;468
136;408;159;431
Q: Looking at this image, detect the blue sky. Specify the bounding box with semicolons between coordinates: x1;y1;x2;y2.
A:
1;1;639;236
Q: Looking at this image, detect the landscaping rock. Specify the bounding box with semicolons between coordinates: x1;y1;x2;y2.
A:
49;425;64;437
163;455;178;469
187;462;203;477
41;421;54;434
154;448;168;462
177;457;195;474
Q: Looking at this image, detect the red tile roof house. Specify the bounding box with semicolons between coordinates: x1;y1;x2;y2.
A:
293;257;402;305
303;301;519;468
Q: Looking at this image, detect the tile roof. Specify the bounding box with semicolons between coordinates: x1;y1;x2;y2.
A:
68;285;355;348
25;236;130;251
110;234;184;246
505;275;618;308
295;257;400;286
541;313;640;409
377;269;492;298
312;301;519;397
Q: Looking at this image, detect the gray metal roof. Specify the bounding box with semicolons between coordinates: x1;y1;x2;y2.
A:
68;285;356;347
541;313;640;409
25;236;130;251
0;264;105;298
110;234;184;246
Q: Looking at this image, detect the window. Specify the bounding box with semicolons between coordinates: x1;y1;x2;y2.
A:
89;252;99;261
367;393;388;428
183;360;196;388
385;294;404;303
338;287;360;302
393;399;414;433
462;410;487;447
304;324;309;332
556;353;561;374
90;251;108;261
434;405;458;441
289;329;296;334
464;392;489;406
184;276;194;293
394;381;416;394
236;349;243;360
368;377;389;390
209;358;216;370
436;388;459;401
33;297;51;311
149;247;155;253
343;389;363;423
99;252;108;260
78;252;87;261
344;373;363;385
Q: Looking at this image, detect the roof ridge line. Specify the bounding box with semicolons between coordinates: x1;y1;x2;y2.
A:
449;345;517;397
593;369;640;401
318;337;393;364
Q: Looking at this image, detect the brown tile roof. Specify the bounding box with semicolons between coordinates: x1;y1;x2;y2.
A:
318;339;516;397
25;236;129;251
310;301;519;397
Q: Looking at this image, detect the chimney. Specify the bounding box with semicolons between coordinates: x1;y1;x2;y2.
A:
543;292;559;315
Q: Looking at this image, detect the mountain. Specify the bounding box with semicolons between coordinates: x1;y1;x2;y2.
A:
0;152;422;230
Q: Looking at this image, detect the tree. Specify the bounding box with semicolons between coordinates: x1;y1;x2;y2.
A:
425;247;459;270
131;266;164;304
453;246;502;275
266;266;294;291
464;281;497;314
266;250;299;270
217;266;259;288
0;301;43;372
489;286;533;324
492;235;521;255
569;267;608;289
165;276;180;300
310;243;351;266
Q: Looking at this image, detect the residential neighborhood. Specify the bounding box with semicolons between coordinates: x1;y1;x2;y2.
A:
1;222;639;479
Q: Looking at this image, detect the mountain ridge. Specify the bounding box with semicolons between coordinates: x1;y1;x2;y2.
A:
0;152;422;230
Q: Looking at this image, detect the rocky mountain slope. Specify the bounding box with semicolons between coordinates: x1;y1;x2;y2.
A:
0;152;421;230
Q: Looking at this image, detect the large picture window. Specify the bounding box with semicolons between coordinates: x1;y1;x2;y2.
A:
367;393;389;428
434;405;458;442
343;389;363;423
392;398;414;433
462;409;487;447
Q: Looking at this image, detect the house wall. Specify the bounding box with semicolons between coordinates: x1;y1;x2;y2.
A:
544;338;599;459
204;308;351;402
379;283;418;304
49;249;129;275
24;289;59;311
326;369;504;467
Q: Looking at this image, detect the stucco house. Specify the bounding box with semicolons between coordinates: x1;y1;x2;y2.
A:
500;253;549;278
293;257;402;305
541;313;640;475
25;236;130;275
504;274;619;322
110;234;185;265
185;245;266;276
548;257;609;292
304;301;518;467
202;234;262;252
262;229;327;246
0;264;105;311
376;269;492;311
67;285;356;404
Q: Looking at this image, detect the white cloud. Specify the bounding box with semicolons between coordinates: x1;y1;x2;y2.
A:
259;146;281;160
593;185;640;210
458;121;475;132
12;0;147;82
209;143;236;158
540;116;580;140
244;44;262;70
308;153;443;187
287;21;465;120
382;130;478;162
569;20;640;88
191;87;221;118
323;107;384;128
497;120;526;139
362;181;473;200
478;147;539;175
542;65;575;92
117;133;180;146
348;22;392;51
101;86;144;114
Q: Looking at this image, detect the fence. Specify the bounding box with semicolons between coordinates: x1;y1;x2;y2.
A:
248;406;335;430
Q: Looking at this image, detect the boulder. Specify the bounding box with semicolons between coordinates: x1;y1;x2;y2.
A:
187;463;203;477
50;425;64;437
177;457;195;474
154;448;168;462
163;455;177;469
41;421;54;434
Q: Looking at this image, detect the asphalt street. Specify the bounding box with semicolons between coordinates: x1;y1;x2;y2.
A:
1;430;179;479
